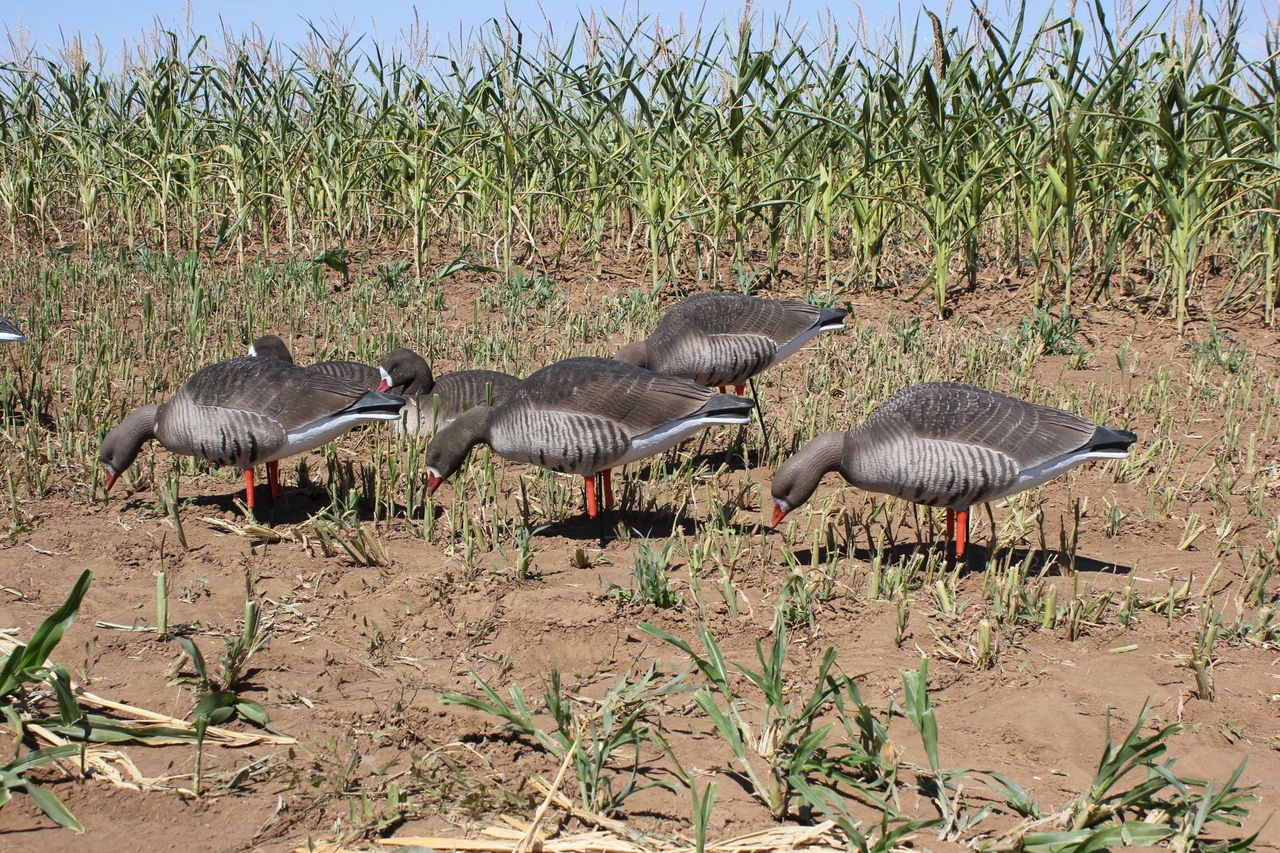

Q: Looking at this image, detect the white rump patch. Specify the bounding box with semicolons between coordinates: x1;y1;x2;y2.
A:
268;410;401;461
769;322;841;368
616;413;749;466
999;449;1130;500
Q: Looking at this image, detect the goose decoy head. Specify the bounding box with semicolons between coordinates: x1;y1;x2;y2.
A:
0;318;25;342
422;406;489;493
377;348;433;396
99;405;161;492
613;341;648;367
249;334;293;362
769;431;846;527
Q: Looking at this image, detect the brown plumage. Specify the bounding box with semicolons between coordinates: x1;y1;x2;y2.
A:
99;357;404;509
249;334;381;390
423;357;754;518
771;382;1137;559
377;349;521;435
615;292;846;393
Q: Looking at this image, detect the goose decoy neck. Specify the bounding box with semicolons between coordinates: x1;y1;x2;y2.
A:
250;334;293;362
378;348;433;396
770;431;847;525
99;404;162;490
613;341;648;368
422;405;490;493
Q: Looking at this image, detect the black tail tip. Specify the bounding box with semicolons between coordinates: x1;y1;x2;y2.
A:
360;390;408;411
818;306;848;327
1092;425;1138;452
705;393;757;415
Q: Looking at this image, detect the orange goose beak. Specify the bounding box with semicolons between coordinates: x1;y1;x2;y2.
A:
104;471;118;493
427;472;442;494
376;379;391;393
770;503;790;528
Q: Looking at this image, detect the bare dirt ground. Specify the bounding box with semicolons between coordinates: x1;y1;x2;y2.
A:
0;255;1277;853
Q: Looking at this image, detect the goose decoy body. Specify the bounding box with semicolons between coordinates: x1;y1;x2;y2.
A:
614;292;846;394
99;357;404;509
422;357;755;518
249;334;381;391
0;318;25;342
770;382;1137;558
376;349;521;436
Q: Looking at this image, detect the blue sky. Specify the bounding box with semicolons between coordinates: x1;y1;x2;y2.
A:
3;0;1275;59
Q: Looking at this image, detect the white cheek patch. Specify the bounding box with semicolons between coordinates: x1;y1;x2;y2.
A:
427;466;442;480
248;344;258;357
380;367;393;385
774;498;791;512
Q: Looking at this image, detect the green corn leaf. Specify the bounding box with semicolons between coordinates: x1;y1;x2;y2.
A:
23;782;84;833
0;570;93;698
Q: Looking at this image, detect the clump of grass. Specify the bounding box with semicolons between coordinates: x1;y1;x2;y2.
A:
613;539;682;609
1016;307;1085;357
0;570;93;832
442;661;685;816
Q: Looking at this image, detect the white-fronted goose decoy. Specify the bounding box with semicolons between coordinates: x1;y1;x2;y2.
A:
376;349;521;436
100;357;405;509
422;357;754;518
0;318;25;342
614;292;846;394
770;382;1137;559
249;334;381;391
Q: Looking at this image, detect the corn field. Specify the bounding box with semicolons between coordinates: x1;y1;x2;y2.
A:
1;1;1278;327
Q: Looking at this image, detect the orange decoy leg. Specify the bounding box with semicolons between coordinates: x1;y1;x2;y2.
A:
243;469;256;510
583;474;599;519
267;460;281;500
602;469;614;510
945;508;955;551
955;508;969;560
733;385;745;395
718;386;726;393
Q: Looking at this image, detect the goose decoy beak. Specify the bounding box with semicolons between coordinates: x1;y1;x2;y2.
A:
376;367;392;393
427;470;442;494
770;499;790;528
104;471;118;492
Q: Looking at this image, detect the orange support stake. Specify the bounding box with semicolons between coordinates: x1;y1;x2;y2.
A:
583;475;598;519
243;469;256;510
267;460;281;500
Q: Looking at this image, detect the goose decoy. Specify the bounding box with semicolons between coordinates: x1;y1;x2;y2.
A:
99;357;405;509
422;357;755;518
376;349;521;436
249;334;381;391
0;318;25;342
614;292;846;395
770;382;1137;559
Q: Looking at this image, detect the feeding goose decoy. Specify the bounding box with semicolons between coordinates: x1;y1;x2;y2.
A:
249;334;381;391
376;348;521;436
0;318;25;342
614;292;846;395
99;357;405;509
422;357;755;518
770;382;1137;559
